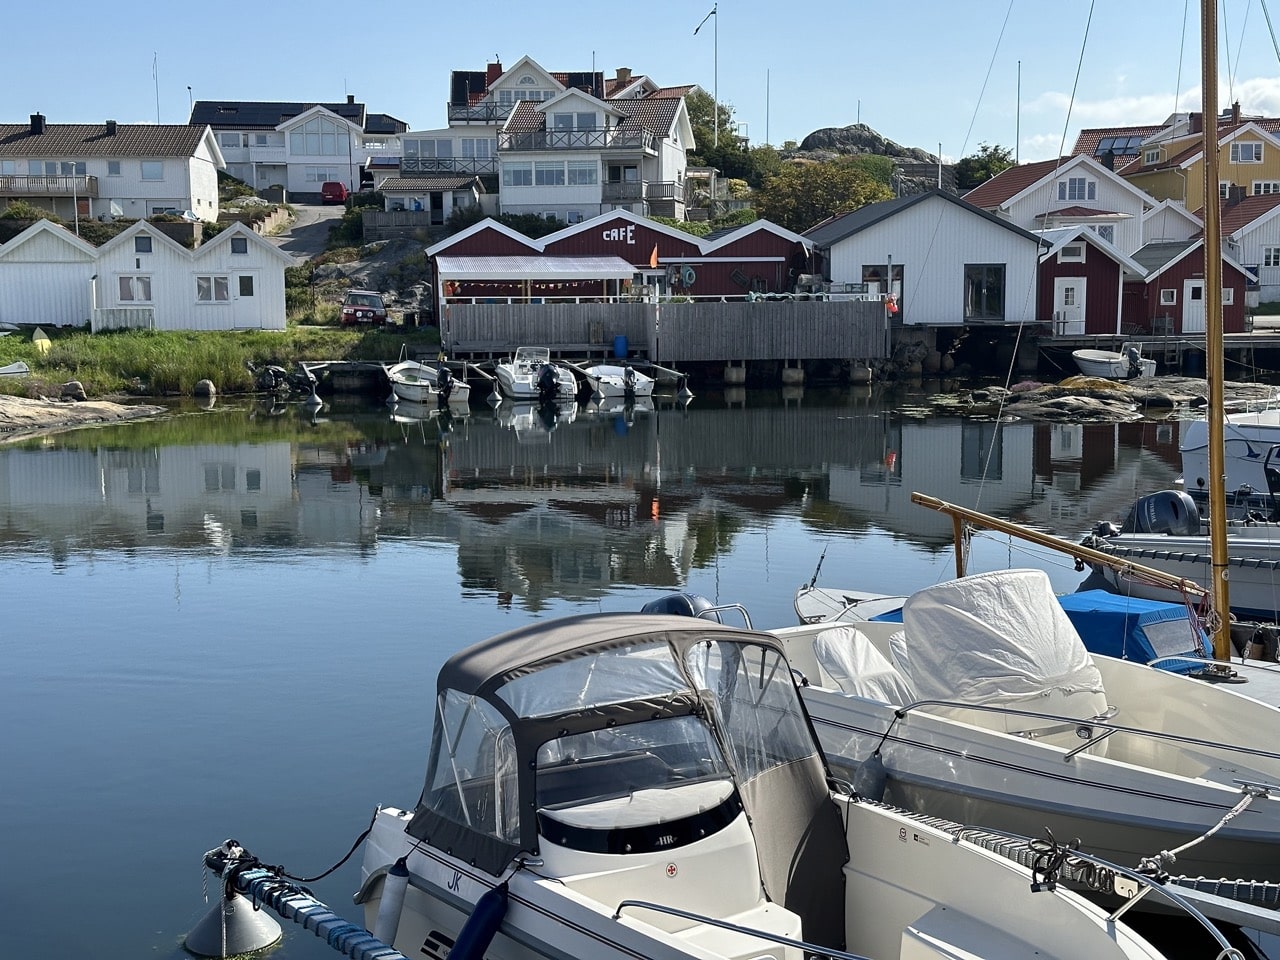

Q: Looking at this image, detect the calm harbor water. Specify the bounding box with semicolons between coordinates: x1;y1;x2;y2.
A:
0;384;1193;960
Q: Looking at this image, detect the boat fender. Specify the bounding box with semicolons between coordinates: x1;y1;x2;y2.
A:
449;881;508;960
372;857;410;946
1121;490;1200;536
852;751;887;802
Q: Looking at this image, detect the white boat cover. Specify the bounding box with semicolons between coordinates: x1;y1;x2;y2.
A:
900;569;1105;706
813;625;915;704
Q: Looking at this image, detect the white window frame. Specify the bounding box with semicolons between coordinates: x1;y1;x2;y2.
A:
503;162;532;187
1057;177;1097;202
1264;246;1280;268
1160;288;1177;305
1144;148;1161;164
1220;181;1232;200
1231;141;1263;163
196;275;231;303
118;276;152;302
1222;287;1235;305
140;160;164;181
1254;181;1280;195
1058;243;1085;263
1090;223;1115;243
567;160;598;185
107;160;121;176
535;161;565;186
134;235;153;254
0;160;14;175
230;236;249;254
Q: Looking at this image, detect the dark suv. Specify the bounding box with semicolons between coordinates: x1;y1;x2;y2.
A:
340;290;388;326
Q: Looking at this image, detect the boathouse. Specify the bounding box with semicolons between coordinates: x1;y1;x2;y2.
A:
1036;225;1147;335
1121;239;1250;335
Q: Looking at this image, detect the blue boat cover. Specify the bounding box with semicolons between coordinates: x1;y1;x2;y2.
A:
873;589;1211;672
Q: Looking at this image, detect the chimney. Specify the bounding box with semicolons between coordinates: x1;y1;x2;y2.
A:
29;113;45;135
1101;149;1115;171
347;94;355;105
486;61;503;86
1232;100;1242;124
1228;184;1247;206
616;67;632;84
105;119;117;136
1190;112;1203;134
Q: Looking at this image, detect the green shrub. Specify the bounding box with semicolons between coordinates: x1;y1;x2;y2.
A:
328;207;365;247
1;200;61;222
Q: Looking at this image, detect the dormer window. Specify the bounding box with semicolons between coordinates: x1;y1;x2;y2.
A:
1231;141;1263;163
1057;177;1096;202
1144;148;1160;164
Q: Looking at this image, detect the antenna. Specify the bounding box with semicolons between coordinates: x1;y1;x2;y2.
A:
152;52;160;123
766;69;770;145
1016;60;1021;164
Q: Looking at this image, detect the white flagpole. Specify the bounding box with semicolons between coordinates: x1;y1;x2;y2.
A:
153;53;160;123
694;5;718;147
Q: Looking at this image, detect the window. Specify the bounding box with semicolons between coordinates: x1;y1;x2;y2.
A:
220;133;241;148
1059;243;1085;263
1057;177;1096;202
1091;224;1115;243
238;275;254;297
963;264;1005;320
196;276;230;302
1062;286;1077;307
60;161;86;175
1231;141;1263;163
1264;247;1280;268
567;160;598;185
140;160;163;180
107;160;121;176
1160;288;1177;305
1220;181;1232;199
1254;181;1280;195
1222;287;1235;305
289;115;344;156
29;160;57;175
254;133;270;146
403;138;453;158
552;113;574;131
461;138;495;158
118;276;152;302
230;236;248;254
577;112;596;130
134;236;153;254
0;160;13;175
566;210;583;224
961;422;1003;481
535;161;565;186
1144;148;1161;164
304;166;340;183
608;164;639;183
503;162;532;187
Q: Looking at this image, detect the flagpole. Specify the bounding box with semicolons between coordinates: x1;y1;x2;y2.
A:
153;53;160;123
714;3;719;147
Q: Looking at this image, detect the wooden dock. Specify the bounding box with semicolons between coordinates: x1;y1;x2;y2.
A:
1045;320;1280;376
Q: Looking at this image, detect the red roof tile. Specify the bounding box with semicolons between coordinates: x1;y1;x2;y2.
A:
1192;193;1280;234
962;157;1073;208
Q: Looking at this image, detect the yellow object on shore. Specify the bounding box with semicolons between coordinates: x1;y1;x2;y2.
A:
32;328;50;354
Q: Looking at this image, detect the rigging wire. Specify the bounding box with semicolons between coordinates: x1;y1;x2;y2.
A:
1175;0;1191;117
1262;0;1280;68
1222;0;1236;104
1054;0;1098;161
957;0;1016;158
1231;1;1255;100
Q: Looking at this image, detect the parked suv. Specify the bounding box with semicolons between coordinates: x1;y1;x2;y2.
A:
321;181;349;204
340;290;387;326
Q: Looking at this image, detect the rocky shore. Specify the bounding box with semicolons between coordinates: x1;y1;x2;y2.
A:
0;394;166;442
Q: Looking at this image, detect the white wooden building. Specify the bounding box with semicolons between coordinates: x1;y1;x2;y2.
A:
0;218;293;331
804;191;1045;328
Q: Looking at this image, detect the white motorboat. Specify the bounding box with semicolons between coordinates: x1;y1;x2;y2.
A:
496;399;577;441
580;362;655;400
1071;343;1156;380
1180;408;1280;497
769;568;1280;885
1084;489;1280;619
386;359;471;406
495;346;577;402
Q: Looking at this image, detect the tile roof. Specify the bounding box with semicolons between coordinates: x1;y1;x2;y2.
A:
190;100;365;129
648;85;697;98
378;176;481;192
615;97;681;134
962;157;1072;208
504;101;544;134
0;122;210;158
803;190;1043;247
1192;193;1280;235
1072;125;1164;160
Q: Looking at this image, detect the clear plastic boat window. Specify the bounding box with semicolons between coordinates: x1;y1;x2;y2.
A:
423;688;519;842
495;641;685;717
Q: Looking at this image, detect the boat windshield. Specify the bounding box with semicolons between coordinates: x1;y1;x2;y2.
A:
513;347;550;366
495;640;685;718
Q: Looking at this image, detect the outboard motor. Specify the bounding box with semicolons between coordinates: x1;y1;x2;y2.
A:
536;363;559;406
623;363;637;398
437;363;454;410
640;593;722;622
1121;490;1201;535
1125;345;1143;380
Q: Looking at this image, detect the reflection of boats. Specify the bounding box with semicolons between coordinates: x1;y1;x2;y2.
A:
497;399;577;441
338;613;1173;960
1071;344;1155;380
388;399;470;423
770;567;1280;885
385;359;471;405
580;362;655;400
495;346;576;401
0;360;30;377
1086;489;1280;619
581;395;655;419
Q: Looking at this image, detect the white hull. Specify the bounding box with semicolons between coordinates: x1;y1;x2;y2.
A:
0;360;30;377
386;360;471;405
359;803;1163;960
581;364;655;400
1072;348;1157;380
1181;411;1280;495
495;347;577;401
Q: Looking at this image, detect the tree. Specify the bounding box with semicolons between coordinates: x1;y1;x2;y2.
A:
753;159;894;233
954;143;1015;190
685;89;735;155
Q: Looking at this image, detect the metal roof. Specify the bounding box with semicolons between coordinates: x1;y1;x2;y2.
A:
434;254;637;280
189;100;365;129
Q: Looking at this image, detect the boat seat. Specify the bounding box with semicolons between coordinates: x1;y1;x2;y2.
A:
813;626;915;705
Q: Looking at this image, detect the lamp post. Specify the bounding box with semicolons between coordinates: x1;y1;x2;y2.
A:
187;86;193;120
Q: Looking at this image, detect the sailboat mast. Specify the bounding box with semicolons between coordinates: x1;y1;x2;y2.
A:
1201;0;1232;659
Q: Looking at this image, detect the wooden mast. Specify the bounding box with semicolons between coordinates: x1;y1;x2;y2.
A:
1201;0;1233;659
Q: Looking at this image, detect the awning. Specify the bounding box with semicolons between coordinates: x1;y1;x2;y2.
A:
435;255;637;281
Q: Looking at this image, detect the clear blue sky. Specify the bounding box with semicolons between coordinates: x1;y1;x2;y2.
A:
7;0;1279;163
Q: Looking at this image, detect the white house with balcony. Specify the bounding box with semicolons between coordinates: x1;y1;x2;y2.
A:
963;154;1152;255
190;97;406;198
0;114;223;222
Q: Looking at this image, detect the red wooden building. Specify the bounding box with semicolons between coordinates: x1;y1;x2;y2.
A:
1036;226;1146;335
1121;239;1250;335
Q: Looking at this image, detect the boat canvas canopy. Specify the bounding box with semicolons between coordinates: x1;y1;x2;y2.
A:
434;254;636;281
1057;589;1211;667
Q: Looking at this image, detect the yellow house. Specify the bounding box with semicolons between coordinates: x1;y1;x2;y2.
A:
1120;120;1280;210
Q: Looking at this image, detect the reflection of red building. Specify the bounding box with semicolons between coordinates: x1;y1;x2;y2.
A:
426;209;812;308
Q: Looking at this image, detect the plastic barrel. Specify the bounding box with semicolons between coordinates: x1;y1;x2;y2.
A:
613;335;628;359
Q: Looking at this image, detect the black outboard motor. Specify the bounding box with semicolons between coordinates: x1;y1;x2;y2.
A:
1125;345;1143;380
1120;490;1201;535
536;363;559;406
640;593;722;622
623;362;637;399
436;363;454;410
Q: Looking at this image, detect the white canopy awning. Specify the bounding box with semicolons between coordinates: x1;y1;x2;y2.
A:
435;255;637;281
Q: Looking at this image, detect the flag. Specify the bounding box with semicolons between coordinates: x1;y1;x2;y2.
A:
649;244;659;269
694;4;716;35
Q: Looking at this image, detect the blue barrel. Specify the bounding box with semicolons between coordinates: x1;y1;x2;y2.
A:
613;335;628;359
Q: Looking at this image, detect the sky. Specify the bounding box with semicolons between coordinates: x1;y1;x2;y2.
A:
7;0;1280;164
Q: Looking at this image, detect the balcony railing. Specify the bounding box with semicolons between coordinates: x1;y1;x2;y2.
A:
498;129;657;153
602;180;684;203
447;101;514;124
401;156;497;176
0;174;98;198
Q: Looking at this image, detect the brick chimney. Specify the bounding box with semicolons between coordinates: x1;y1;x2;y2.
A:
1228;184;1247;205
1190;111;1202;134
347;94;355;105
29;113;45;135
616;67;632;84
487;61;503;86
1101;149;1115;171
1232;100;1241;124
105;119;117;136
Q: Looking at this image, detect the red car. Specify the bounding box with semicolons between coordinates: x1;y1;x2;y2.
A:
340;290;387;326
321;181;349;204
